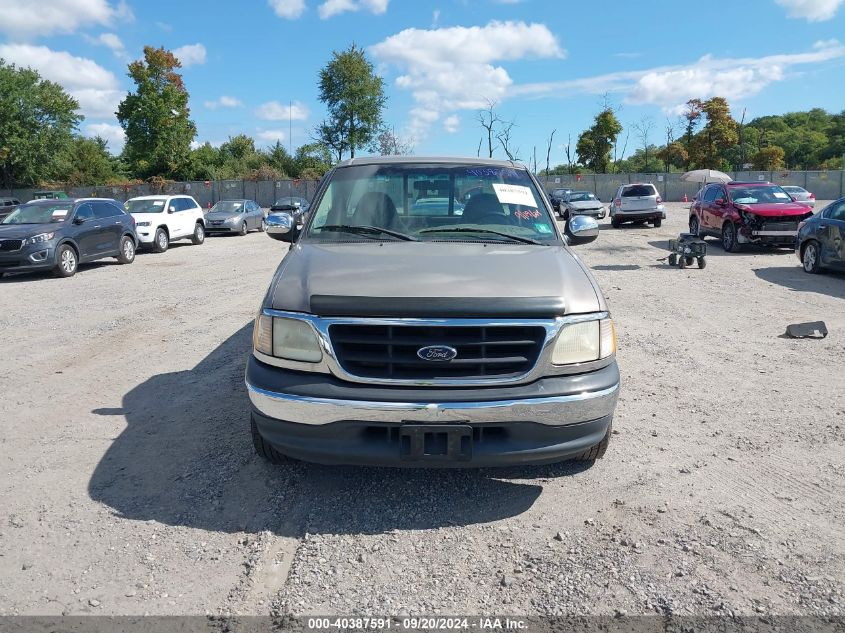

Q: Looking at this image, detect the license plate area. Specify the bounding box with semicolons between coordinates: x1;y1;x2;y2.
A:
399;424;472;462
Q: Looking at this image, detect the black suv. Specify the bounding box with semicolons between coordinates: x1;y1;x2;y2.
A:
548;188;572;215
0;198;138;278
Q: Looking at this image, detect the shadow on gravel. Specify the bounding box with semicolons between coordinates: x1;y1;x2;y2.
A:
592;264;641;271
754;266;845;299
89;324;581;537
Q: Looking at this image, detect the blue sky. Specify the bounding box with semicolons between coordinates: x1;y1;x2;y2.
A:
1;0;844;166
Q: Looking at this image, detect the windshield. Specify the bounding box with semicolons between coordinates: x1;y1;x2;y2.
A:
2;203;72;224
569;192;597;202
126;199;166;213
305;164;558;244
210;201;244;214
729;185;793;204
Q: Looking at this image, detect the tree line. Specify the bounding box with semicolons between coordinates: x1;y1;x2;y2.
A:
0;43;391;189
530;97;845;176
3;40;844;190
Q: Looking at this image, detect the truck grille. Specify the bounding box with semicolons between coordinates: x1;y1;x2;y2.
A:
0;239;23;252
329;324;546;380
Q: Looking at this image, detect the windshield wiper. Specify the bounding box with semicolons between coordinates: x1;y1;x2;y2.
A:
419;227;540;245
318;224;417;241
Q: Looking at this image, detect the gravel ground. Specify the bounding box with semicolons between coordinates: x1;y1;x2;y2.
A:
0;203;843;618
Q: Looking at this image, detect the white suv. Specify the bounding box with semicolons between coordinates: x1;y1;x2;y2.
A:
125;195;206;252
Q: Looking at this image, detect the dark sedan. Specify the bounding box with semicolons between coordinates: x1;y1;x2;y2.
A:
205;199;265;235
269;196;310;224
0;198;137;278
797;197;845;274
548;188;572;215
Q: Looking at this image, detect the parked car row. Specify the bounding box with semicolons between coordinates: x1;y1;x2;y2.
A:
0;193;295;278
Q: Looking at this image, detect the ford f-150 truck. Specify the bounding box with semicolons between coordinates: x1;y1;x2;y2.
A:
246;157;620;467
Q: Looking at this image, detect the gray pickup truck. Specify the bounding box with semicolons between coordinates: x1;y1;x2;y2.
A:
247;157;620;467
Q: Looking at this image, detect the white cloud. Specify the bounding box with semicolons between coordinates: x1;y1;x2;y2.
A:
85;122;125;152
255;100;310;121
0;43;124;118
511;41;845;113
85;32;127;59
775;0;844;21
256;129;287;143
204;95;243;109
370;20;563;137
0;0;132;39
443;114;460;133
268;0;306;18
173;43;206;67
318;0;389;19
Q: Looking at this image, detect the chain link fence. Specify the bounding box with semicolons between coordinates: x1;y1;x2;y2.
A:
5;171;845;205
4;179;322;209
539;170;845;202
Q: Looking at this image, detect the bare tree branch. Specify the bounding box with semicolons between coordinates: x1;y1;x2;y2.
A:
476;99;502;158
545;129;556;177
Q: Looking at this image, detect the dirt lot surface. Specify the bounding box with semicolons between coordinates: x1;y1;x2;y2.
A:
1;202;843;618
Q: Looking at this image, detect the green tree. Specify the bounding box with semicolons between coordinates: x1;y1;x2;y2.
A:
576;108;623;173
317;44;386;160
656;141;688;172
0;59;81;188
751;145;785;170
681;99;703;170
689;97;737;169
53;136;115;185
117;46;196;180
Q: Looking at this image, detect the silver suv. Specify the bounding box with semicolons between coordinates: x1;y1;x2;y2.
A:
247;157;620;467
609;183;665;228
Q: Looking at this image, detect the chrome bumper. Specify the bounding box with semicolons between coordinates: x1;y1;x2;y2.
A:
246;381;620;427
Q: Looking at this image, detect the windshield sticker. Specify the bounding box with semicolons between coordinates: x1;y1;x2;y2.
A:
514;209;541;220
232;202;242;208
493;183;537;207
51;210;68;220
773;192;789;199
465;167;522;179
152;200;164;206
535;223;553;234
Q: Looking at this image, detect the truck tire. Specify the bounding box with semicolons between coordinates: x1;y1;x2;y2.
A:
572;422;612;461
250;414;293;464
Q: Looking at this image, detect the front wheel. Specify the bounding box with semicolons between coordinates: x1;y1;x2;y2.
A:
802;240;822;274
153;228;169;253
116;236;135;264
721;222;740;253
54;244;78;278
191;222;205;245
259;218;267;232
572;422;612;462
250;414;293;464
689;216;700;237
239;221;248;236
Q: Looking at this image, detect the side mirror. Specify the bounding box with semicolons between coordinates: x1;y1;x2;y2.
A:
714;198;725;206
168;205;176;213
73;216;86;225
266;212;294;242
565;215;599;245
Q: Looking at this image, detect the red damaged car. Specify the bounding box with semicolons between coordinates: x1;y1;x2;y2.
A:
689;182;814;252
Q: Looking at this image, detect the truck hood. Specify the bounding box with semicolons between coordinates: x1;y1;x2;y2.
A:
737;202;813;218
269;242;603;318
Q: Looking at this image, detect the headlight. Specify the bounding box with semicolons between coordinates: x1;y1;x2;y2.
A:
552;318;615;365
136;221;151;227
253;314;322;362
26;232;55;245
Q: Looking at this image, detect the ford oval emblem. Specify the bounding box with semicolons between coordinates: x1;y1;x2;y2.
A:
417;345;458;362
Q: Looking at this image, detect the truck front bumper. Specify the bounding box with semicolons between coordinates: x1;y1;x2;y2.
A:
246;356;620;467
